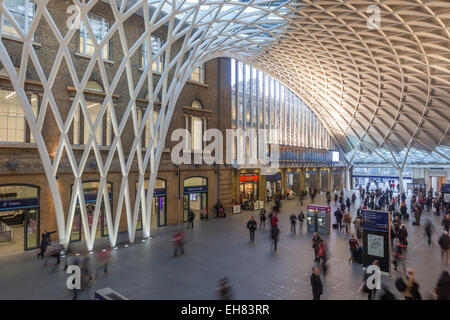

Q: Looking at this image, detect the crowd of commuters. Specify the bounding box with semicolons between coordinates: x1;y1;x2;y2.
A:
27;181;450;300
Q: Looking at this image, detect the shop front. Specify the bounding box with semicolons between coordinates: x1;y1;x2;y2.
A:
239;173;259;203
332;169;342;191
183;177;208;222
136;179;167;230
306;170;317;192
266;172;282;200
320;169;329;192
0;184;40;252
70;181;113;242
286;171;300;198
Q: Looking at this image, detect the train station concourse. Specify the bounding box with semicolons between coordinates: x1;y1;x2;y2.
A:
0;0;448;303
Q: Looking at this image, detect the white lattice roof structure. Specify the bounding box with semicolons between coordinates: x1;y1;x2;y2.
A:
0;0;448;249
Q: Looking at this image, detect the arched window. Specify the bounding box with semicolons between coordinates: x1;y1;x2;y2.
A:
72;81;112;146
86;80;104;92
191;100;202;109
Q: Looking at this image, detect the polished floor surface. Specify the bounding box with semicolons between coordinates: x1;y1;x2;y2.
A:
0;191;447;300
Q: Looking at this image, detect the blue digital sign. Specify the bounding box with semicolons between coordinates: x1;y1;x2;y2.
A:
361;209;389;233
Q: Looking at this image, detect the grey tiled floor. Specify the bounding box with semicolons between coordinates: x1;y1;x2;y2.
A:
0;191;448;300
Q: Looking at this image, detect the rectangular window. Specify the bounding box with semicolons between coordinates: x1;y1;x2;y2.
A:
1;0;35;39
79;13;109;60
191;116;203;150
190;64;205;84
84;102;103;145
138;108;159;148
0;89;37;143
142;36;164;73
73;102;111;146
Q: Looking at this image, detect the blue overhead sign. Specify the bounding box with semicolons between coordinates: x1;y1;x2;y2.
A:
0;197;39;211
184;186;208;194
442;184;450;193
362;209;389;233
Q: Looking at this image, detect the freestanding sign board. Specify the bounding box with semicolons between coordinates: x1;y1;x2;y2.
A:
361;209;391;274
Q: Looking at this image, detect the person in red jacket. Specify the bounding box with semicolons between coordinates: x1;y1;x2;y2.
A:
271;212;278;227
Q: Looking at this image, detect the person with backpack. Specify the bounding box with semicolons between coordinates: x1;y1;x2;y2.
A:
259;209;266;230
290;214;297;235
401;269;421;300
298;211;305;233
439;231;450;265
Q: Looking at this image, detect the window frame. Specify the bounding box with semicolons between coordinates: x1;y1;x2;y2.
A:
141;35;165;73
0;88;39;144
1;0;35;40
79;13;110;60
189;64;206;84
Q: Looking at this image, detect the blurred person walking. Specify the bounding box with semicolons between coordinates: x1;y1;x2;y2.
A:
173;230;185;257
435;271;450;300
438;230;450;265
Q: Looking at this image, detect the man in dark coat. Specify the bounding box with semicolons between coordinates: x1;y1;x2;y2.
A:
247;216;257;243
187;210;195;229
310;267;323;300
334;208;343;231
271;225;280;251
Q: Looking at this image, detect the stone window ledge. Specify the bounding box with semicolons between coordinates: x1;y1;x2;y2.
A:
74;52;114;65
1;34;41;48
0;142;38;148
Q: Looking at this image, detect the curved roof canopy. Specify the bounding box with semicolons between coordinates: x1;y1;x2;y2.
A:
139;0;450;166
245;0;450;167
102;0;449;166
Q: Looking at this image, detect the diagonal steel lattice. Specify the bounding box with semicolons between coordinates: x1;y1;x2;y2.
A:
0;0;448;250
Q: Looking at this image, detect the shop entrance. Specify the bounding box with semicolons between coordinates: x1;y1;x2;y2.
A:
70;181;113;242
0;185;40;254
306;170;317;192
136;179;167;230
239;173;259;203
183;177;208;221
266;172;282;200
